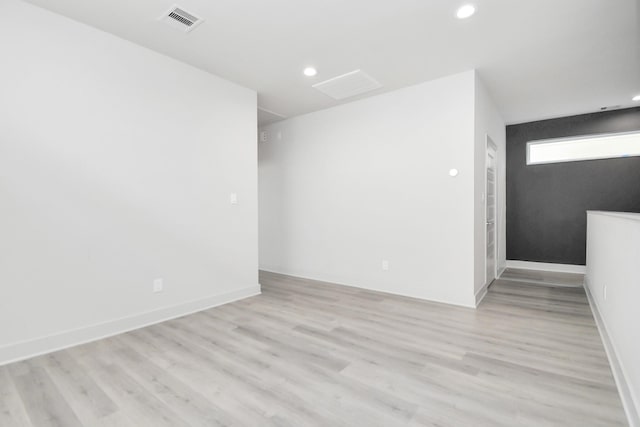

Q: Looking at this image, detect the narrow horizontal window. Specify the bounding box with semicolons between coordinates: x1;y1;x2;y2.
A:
526;131;640;165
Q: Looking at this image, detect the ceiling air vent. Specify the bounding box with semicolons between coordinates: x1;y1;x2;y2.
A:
159;5;203;33
312;70;382;100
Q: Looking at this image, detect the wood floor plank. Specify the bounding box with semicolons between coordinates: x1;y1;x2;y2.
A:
116;330;273;426
0;270;628;426
0;366;32;427
151;321;350;426
107;341;238;427
34;351;117;424
73;348;188;427
10;363;83;427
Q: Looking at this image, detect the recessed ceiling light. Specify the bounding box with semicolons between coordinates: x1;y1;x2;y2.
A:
633;94;640;102
456;4;476;19
303;67;317;77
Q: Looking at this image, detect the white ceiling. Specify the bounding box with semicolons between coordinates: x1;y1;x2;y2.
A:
25;0;640;126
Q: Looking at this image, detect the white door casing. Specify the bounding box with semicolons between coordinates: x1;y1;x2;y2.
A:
486;136;498;286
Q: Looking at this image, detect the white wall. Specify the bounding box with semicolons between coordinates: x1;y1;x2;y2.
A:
0;0;258;364
586;211;640;426
260;70;501;307
473;73;507;298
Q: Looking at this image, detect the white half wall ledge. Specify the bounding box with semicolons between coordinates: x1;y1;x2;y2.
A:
585;281;640;427
585;211;640;427
505;260;586;274
0;285;261;367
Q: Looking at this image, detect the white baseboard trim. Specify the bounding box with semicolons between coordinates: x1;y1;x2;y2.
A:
260;269;477;309
497;265;507;278
0;285;261;367
505;260;586;274
584;282;640;427
475;282;490;307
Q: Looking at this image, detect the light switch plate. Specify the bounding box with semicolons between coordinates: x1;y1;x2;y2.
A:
230;193;238;205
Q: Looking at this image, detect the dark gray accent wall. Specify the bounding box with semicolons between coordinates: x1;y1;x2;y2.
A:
506;107;640;265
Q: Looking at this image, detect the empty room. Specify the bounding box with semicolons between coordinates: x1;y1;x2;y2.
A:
1;0;639;425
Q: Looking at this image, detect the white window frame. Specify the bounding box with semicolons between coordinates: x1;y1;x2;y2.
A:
526;130;640;165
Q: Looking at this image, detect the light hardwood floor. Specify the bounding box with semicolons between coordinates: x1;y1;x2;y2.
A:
0;271;627;426
500;268;585;287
